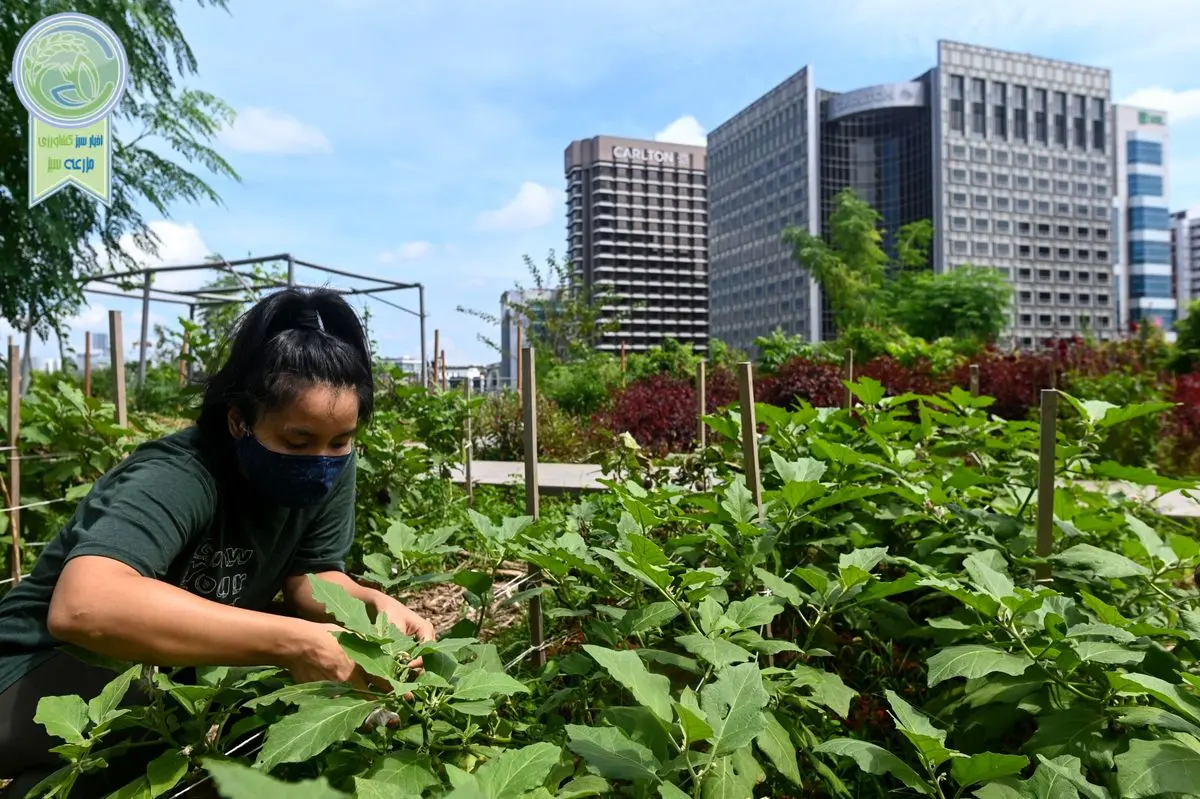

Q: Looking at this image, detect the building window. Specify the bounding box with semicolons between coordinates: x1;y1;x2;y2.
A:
1126;139;1163;165
952;216;968;230
1128;174;1164;197
951;168;968;183
1091;98;1107;152
973;194;989;209
1073;94;1087;149
950;74;965;133
973;171;989;185
996;196;1011;210
1129;206;1170;230
971;78;987;136
1053;91;1068;147
1034;88;1049;144
951;192;968;206
995;173;1010;187
1129;274;1173;297
993;82;1008;139
1016;175;1031;189
997;220;1011;233
952;143;968;159
1013;85;1028;142
1130;240;1171;264
973;218;989;232
1016;152;1031;166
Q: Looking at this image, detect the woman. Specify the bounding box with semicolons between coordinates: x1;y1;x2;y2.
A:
0;288;434;794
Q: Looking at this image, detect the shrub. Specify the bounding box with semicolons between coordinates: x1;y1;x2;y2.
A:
757;357;844;410
859;355;946;397
596;368;739;454
1160;371;1200;477
541;354;622;418
950;349;1059;421
472;391;597;463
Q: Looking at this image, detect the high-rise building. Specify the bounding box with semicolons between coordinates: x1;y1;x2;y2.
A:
498;288;558;387
1172;209;1200;321
1113;106;1174;334
708;41;1118;352
564;136;709;354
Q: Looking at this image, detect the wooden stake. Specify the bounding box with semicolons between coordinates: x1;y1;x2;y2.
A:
696;361;707;450
179;330;190;387
464;377;474;507
8;340;21;585
737;362;763;519
109;311;127;428
515;326;523;402
432;329;440;389
843;348;855;410
83;332;92;398
969;363;980;397
1035;389;1058;582
440;351;448;392
620;342;627;374
521;345;545;667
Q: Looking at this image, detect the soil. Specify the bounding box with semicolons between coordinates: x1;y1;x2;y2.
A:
398;565;530;639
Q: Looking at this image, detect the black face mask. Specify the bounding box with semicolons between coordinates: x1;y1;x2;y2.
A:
234;432;351;508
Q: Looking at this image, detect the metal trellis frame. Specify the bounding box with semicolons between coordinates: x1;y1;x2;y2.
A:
79;253;429;389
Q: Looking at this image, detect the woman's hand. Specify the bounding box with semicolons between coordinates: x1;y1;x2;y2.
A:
282;621;375;690
372;596;435;643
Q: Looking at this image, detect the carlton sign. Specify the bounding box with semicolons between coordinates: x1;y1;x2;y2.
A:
612;145;691;167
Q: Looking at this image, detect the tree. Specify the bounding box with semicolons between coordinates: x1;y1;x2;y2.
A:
892;266;1012;344
1171;300;1200;373
457;250;622;363
1;1;238;345
753;327;818;373
783;188;931;332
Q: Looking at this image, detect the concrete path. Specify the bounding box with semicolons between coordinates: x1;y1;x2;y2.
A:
448;460;1200;518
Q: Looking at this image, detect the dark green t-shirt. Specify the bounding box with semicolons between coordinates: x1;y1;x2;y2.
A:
0;426;356;695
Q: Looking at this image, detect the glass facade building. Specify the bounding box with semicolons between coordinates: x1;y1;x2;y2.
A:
1172;209;1200;322
1113;105;1175;333
707;41;1119;352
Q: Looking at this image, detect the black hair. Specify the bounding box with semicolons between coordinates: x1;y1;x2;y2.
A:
196;288;374;453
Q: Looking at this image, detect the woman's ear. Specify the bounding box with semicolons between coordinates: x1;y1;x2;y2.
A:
226;407;246;438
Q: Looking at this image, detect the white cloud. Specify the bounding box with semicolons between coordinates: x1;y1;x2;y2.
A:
475;182;556;232
1120;87;1200;122
378;240;435;263
655;115;707;146
218;107;333;155
96;220;217;293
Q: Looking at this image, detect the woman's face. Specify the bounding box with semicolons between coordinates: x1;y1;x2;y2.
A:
229;383;359;456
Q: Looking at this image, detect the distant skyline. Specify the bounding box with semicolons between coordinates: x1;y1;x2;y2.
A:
6;0;1200;365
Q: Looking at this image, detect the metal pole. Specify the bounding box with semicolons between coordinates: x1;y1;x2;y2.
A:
286;255;296;288
20;327;31;397
137;272;151;392
418;284;427;387
187;305;196;382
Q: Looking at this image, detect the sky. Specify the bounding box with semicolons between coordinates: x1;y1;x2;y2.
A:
10;0;1200;368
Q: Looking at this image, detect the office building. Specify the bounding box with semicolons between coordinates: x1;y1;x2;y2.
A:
564;136;709;354
498;288;558;387
1113;106;1174;333
1173;209;1200;321
708;41;1118;352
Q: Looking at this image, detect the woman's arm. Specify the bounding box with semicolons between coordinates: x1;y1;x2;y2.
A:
49;555;326;670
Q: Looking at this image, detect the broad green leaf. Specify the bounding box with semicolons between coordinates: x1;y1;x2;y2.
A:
814;738;932;795
1065;623;1135;643
723;595;784;629
1098;400;1176;428
1071;640;1145;666
87;665;141;725
307;575;374;636
721;477;760;524
565;724;661;782
1091;461;1196;491
674;693;714;746
626;535;672;589
1111;672;1200;725
256;696;381;770
701;748;763;799
1052;544;1149;579
583;645;674;724
949;753;1029;787
35;694;90;745
556;776;609;798
1116;738;1200;798
838;547;887;587
700;662;770;757
337;634;396;682
1031;755;1108;799
1115;706;1200;736
963;551;1016;602
621;602;680;634
770;451;827;484
474;742;562;799
365;751;440;794
848;377;886;406
658;785;690;799
755;711;801;786
147;750;190;798
452;669;530;702
1126;513;1177;566
1024;707;1107;760
353;778;422;799
926;645;1033;688
753;567;802;606
791;665;856;717
203;759;345;799
677;634;754;667
885;690;956;769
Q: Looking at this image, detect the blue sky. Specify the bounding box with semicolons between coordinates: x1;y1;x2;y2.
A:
14;0;1200;366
